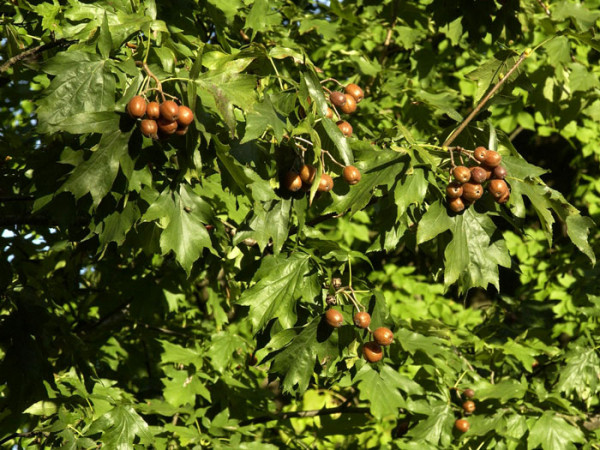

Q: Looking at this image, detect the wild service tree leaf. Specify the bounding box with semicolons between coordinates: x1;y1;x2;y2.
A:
98;201;140;248
208;331;246;373
475;379;527;402
162;366;211;407
354;364;406;420
406;403;454;447
233;199;291;254
395;168;429;216
241;95;286;143
237;252;316;331
527;411;586;450
87;405;153;449
417;201;453;245
555;347;600;402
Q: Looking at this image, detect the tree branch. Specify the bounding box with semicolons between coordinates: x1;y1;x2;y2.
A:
240;405;370;425
0;39;73;73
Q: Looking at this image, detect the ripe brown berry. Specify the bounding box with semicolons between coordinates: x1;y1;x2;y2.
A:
325;309;343;328
318;173;334;192
463;388;475;399
498;190;510;204
484;150;502;167
157;117;178;135
492;165;507;179
345;83;364;103
373;327;393;346
480;164;493;180
462;183;483;202
462;400;476;414
299;164;316;184
175;125;188;136
446;181;463;199
470;166;488;184
337;120;353;137
455;419;470;433
326;107;334;119
159;100;179;122
489;179;509;199
453;166;471;183
140;119;158;138
340;94;357;114
342;165;361;185
363;341;383;363
127;95;147;118
284;172;302;192
353;311;371;329
330;91;346;108
146;101;160;120
177;105;194;127
448;196;465;213
473;146;487;162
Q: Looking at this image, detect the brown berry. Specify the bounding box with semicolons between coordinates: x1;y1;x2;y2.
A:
339;94;357;114
318;173;334;192
140;119;158;138
326;107;334;119
448;196;465;213
453;166;471;183
497;190;510;204
325;309;343;328
330;91;346;107
484;150;502;167
463;388;475;399
157;117;178;135
159;100;179;122
489;179;509;199
470;166;488;184
353;311;371;329
146;101;160;120
480;164;493;180
284;172;302;192
337;120;353;137
177;105;194;126
492;165;507;179
462;183;483;202
175;125;188;136
462;400;476;414
455;419;470;433
363;341;383;363
373;327;393;346
127;95;147;118
446;181;463;199
342;165;361;185
345;83;364;103
473;146;487;162
299;165;316;184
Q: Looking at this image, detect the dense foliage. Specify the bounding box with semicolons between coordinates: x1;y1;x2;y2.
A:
1;0;600;448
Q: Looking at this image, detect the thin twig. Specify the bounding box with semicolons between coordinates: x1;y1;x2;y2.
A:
136;62;165;101
320;77;344;87
0;38;73;73
535;0;551;16
323;150;345;168
443;51;529;147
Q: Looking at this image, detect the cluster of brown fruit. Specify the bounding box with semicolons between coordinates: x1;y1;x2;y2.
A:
327;83;364;138
283;164;361;193
446;147;510;213
126;95;194;139
325;309;394;363
454;388;476;433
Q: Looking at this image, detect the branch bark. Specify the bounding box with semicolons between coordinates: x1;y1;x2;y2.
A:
0;39;73;73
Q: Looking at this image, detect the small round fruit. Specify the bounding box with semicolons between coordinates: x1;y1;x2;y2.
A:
159;100;179;121
318;173;334;192
446;181;463;199
492;165;507;179
284;172;302;192
455;419;470;433
175;125;188;136
340;94;357;114
463;388;475;399
489;179;509;199
481;164;493;180
363;341;383;363
146;101;160;120
453;166;471;183
462;400;476;414
484;150;502;167
330;91;346;107
373;327;394;346
345;83;364;103
299;165;316;184
473;146;488;162
337;120;353;137
342;165;361;185
326;107;334;119
157;117;178;135
462;183;483;202
127;95;147;118
470;166;488;184
140;119;158;138
497;190;510;204
177;105;194;126
353;311;371;329
325;309;343;328
448;196;465;213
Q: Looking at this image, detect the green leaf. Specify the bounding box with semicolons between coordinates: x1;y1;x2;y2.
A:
565;214;596;264
97;13;112;59
241;96;286;143
406;403;454;446
527;411;585;450
354;365;406;420
159;340;203;367
476;379;527;402
394;168;428;216
24;400;58;416
234;199;291;254
98;201;140;247
417;201;453;244
88;405;153;449
208;332;245;373
162;367;211;407
40;111;119;134
237;253;315;331
556;347;600;401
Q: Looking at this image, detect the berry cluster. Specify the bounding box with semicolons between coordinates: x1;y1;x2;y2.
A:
127;95;194;140
327;83;364;137
284;163;361;193
446;147;509;213
454;388;476;433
